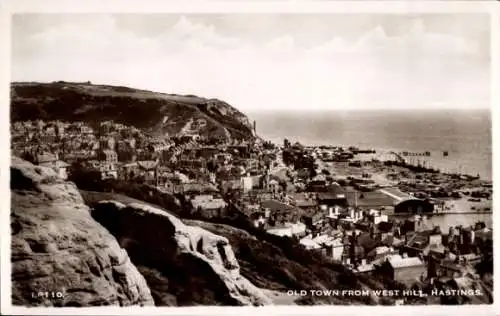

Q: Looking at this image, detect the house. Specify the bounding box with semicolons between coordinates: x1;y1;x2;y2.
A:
354;259;376;275
380;233;404;248
366;246;398;263
116;140;137;162
181;182;219;196
306;179;328;192
366;209;389;225
299;236;322;250
195;146;219;159
328;237;345;261
221;179;242;193
85;161;118;180
191;195;227;218
309;234;345;261
119;162;139;180
148;140;170;153
289;192;317;211
99;136;116;150
404;230;446;258
317;191;348;209
137;160;158;171
98;149;118;163
80;125;94;135
343;241;365;267
178;158;206;170
241;174;254;193
261;199;297;214
379;254;426;287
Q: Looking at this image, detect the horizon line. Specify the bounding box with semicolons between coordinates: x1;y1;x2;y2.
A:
10;80;490;112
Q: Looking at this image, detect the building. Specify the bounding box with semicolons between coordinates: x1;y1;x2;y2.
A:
241;174;254;193
345;189;395;211
221;179;242;194
317;190;349;209
260;199;300;224
98;149;118;163
379;187;434;213
99;136;116;150
85;161;118;180
304;234;345;262
345;187;434;214
137;160;158;174
119;162;139;180
366;246;397;262
191;194;227;218
55;121;65;139
404;229;446;258
379;254;426;287
289;192;317;211
181;182;219;196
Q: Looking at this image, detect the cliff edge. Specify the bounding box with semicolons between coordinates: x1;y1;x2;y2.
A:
10;156;155;306
11;81;254;141
91;200;272;306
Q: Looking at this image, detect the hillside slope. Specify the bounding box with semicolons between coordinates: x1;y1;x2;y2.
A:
10;156;154;307
90;200;272;306
10;157;270;307
10;81;254;140
182;220;380;305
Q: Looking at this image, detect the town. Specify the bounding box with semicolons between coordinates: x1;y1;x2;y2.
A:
11;119;493;305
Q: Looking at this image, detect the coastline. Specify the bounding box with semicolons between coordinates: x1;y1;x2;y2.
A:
269;142;492;230
249;108;492;181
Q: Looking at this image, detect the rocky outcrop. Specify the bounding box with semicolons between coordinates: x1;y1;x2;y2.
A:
91;200;272;306
10;157;154;307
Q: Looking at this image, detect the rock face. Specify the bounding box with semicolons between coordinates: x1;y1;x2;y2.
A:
91;200;273;306
10;157;155;307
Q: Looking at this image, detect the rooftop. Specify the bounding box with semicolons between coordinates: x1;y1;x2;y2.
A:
317;192;347;201
355;263;375;273
387;255;425;269
191;198;226;210
345;190;395;207
378;187;418;204
261;199;297;213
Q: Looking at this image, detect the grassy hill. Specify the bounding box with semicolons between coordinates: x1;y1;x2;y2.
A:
10;81;254;141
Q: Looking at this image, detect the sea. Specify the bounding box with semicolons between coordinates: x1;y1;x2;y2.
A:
248;109;493;230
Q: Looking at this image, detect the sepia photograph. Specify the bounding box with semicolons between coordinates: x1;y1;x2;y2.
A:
1;2;497;315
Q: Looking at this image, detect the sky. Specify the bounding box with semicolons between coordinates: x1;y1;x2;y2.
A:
11;14;490;112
